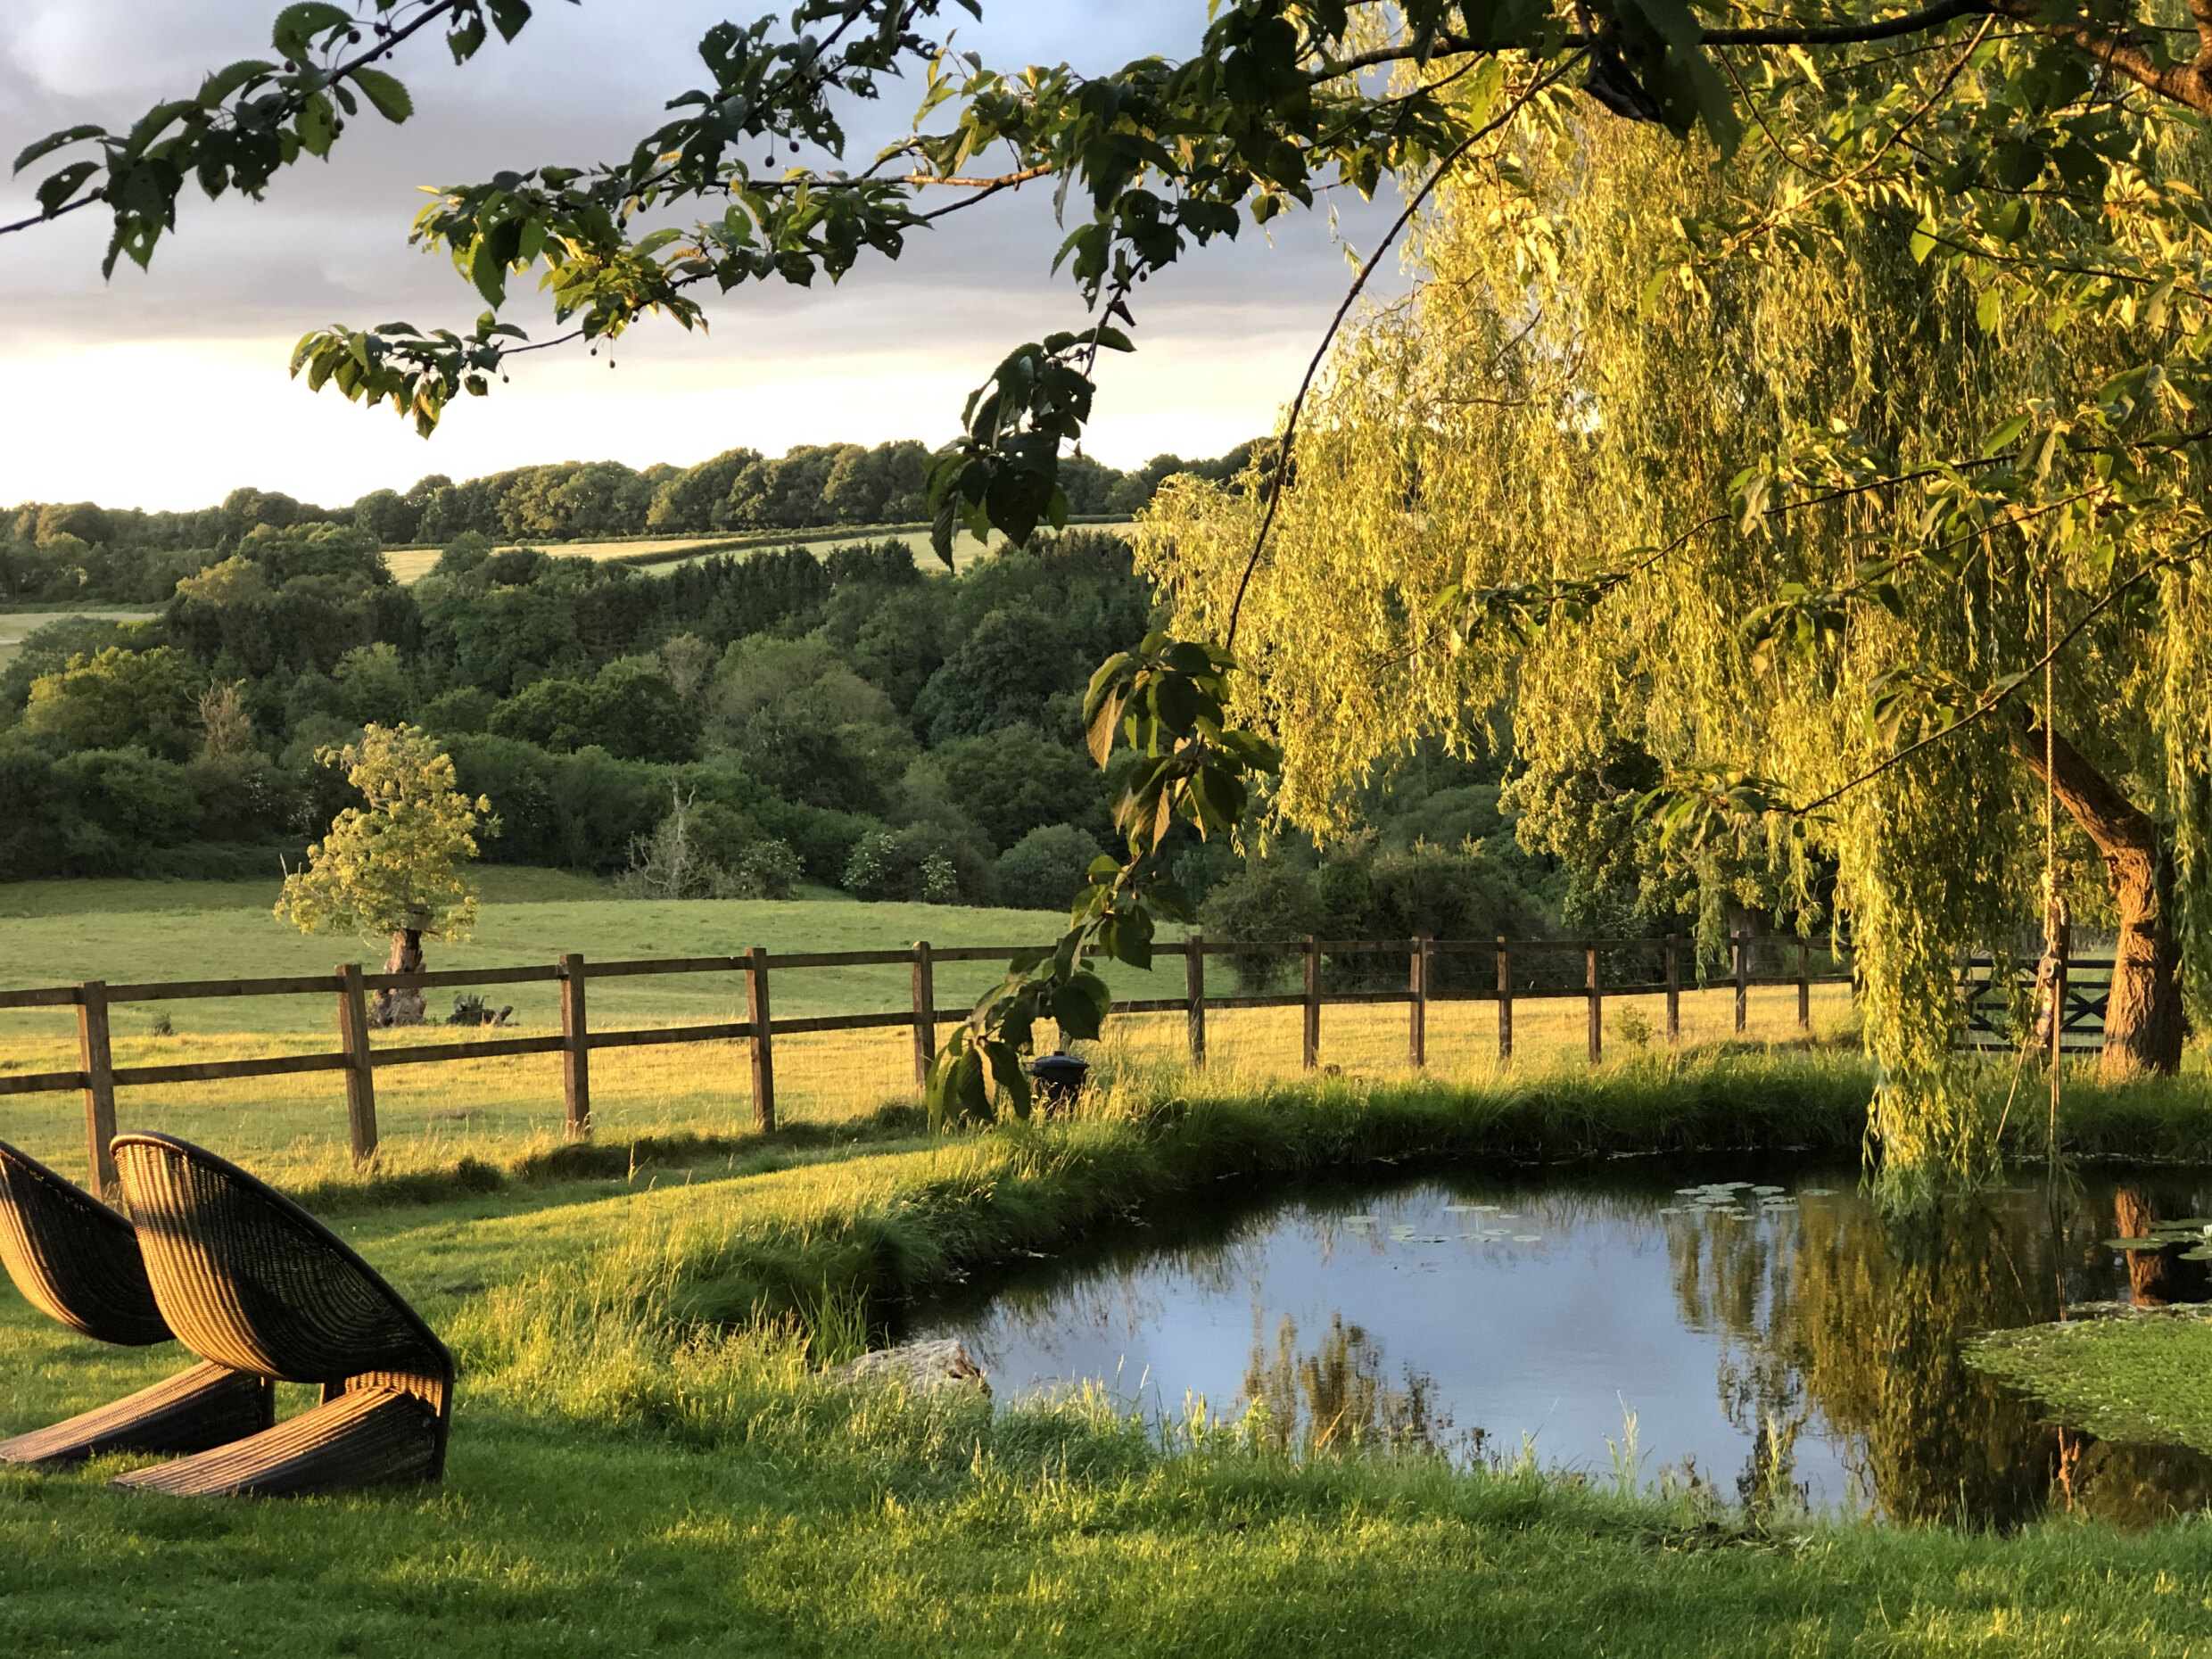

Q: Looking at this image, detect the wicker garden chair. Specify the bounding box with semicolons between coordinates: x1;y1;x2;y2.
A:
108;1134;454;1498
0;1139;272;1466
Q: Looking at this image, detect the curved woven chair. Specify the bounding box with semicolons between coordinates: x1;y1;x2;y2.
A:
0;1139;272;1466
109;1134;454;1498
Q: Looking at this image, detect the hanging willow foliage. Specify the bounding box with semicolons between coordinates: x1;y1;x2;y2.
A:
1138;95;2212;1184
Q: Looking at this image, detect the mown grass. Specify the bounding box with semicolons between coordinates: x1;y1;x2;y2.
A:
0;875;1861;1184
0;883;1134;1031
10;1057;2212;1654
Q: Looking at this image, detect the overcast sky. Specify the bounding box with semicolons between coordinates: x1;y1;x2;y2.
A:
0;2;1400;511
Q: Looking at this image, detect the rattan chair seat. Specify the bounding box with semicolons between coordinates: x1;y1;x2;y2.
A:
0;1139;273;1466
0;1360;273;1466
111;1134;453;1496
111;1384;441;1498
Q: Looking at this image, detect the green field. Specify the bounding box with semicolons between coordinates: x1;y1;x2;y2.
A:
376;516;1125;583
0;607;159;670
5;879;2212;1653
0;876;1851;1189
8;1055;2212;1655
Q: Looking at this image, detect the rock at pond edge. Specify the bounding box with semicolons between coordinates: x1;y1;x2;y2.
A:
835;1339;989;1393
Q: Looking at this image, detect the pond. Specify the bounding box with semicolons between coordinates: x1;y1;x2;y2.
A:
901;1159;2212;1525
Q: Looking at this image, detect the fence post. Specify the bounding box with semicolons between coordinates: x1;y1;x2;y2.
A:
1301;936;1321;1069
747;945;776;1131
1586;945;1603;1067
1184;935;1207;1067
1409;937;1429;1070
911;940;936;1086
1734;934;1748;1036
560;953;590;1143
76;980;119;1201
1797;939;1812;1033
1496;937;1514;1065
1665;933;1681;1047
335;962;377;1168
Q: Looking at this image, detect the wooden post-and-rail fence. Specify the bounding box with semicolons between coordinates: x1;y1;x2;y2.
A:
0;933;1850;1200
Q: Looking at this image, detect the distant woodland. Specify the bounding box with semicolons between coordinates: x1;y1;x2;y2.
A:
0;439;1262;606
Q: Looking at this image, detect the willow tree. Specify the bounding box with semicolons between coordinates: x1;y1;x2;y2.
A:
1140;92;2212;1174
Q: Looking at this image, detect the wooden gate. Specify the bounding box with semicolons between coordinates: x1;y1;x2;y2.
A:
1958;955;2111;1053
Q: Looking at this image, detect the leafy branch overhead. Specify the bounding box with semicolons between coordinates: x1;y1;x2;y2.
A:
26;0;2212;512
923;632;1276;1126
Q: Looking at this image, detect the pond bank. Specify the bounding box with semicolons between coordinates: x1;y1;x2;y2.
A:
12;1052;2212;1653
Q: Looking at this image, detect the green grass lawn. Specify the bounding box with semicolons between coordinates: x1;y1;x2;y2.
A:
8;1068;2212;1655
0;871;1173;1027
0;875;1206;1183
375;515;1097;584
0;875;1865;1189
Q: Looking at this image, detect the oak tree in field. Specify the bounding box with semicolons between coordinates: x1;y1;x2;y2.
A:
276;722;496;1025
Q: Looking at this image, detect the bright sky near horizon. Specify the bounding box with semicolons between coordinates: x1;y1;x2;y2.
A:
0;2;1399;513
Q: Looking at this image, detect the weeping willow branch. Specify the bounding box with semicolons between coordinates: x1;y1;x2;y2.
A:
1224;54;1585;648
1795;536;2212;816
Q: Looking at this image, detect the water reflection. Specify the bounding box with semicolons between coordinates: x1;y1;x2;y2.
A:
900;1163;2212;1525
1242;1312;1457;1457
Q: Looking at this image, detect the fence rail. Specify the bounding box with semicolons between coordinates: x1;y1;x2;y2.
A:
0;931;1847;1198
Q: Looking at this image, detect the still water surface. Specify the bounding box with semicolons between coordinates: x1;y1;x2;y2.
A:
904;1160;2212;1524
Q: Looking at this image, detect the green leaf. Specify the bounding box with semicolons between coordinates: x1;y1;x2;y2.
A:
34;162;98;216
469;234;508;307
272;3;352;61
351;67;414;125
15;125;104;174
929;499;960;570
1980;412;2031;457
487;0;536;45
1909;219;1938;264
984;1039;1032;1118
1049;970;1113;1041
294;92;335;159
1975;287;2002;336
198;60;276;108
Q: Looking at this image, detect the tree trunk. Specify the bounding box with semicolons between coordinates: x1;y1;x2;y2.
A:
2113;1187;2208;1308
371;928;427;1028
2010;719;2184;1080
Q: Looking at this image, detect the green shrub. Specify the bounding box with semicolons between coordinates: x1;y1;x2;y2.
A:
843;822;997;904
997;823;1105;912
1198;864;1325;990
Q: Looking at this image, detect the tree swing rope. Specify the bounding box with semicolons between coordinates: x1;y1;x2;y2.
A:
1991;571;2067;1167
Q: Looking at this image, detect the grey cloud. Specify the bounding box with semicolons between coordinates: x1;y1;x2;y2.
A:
0;3;1407;494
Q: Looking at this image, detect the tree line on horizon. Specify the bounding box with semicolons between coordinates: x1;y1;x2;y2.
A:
0;516;1568;964
0;438;1263;607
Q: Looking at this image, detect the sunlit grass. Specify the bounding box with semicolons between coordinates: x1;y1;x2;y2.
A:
0;982;1856;1190
1;874;1863;1182
8;1056;2212;1655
